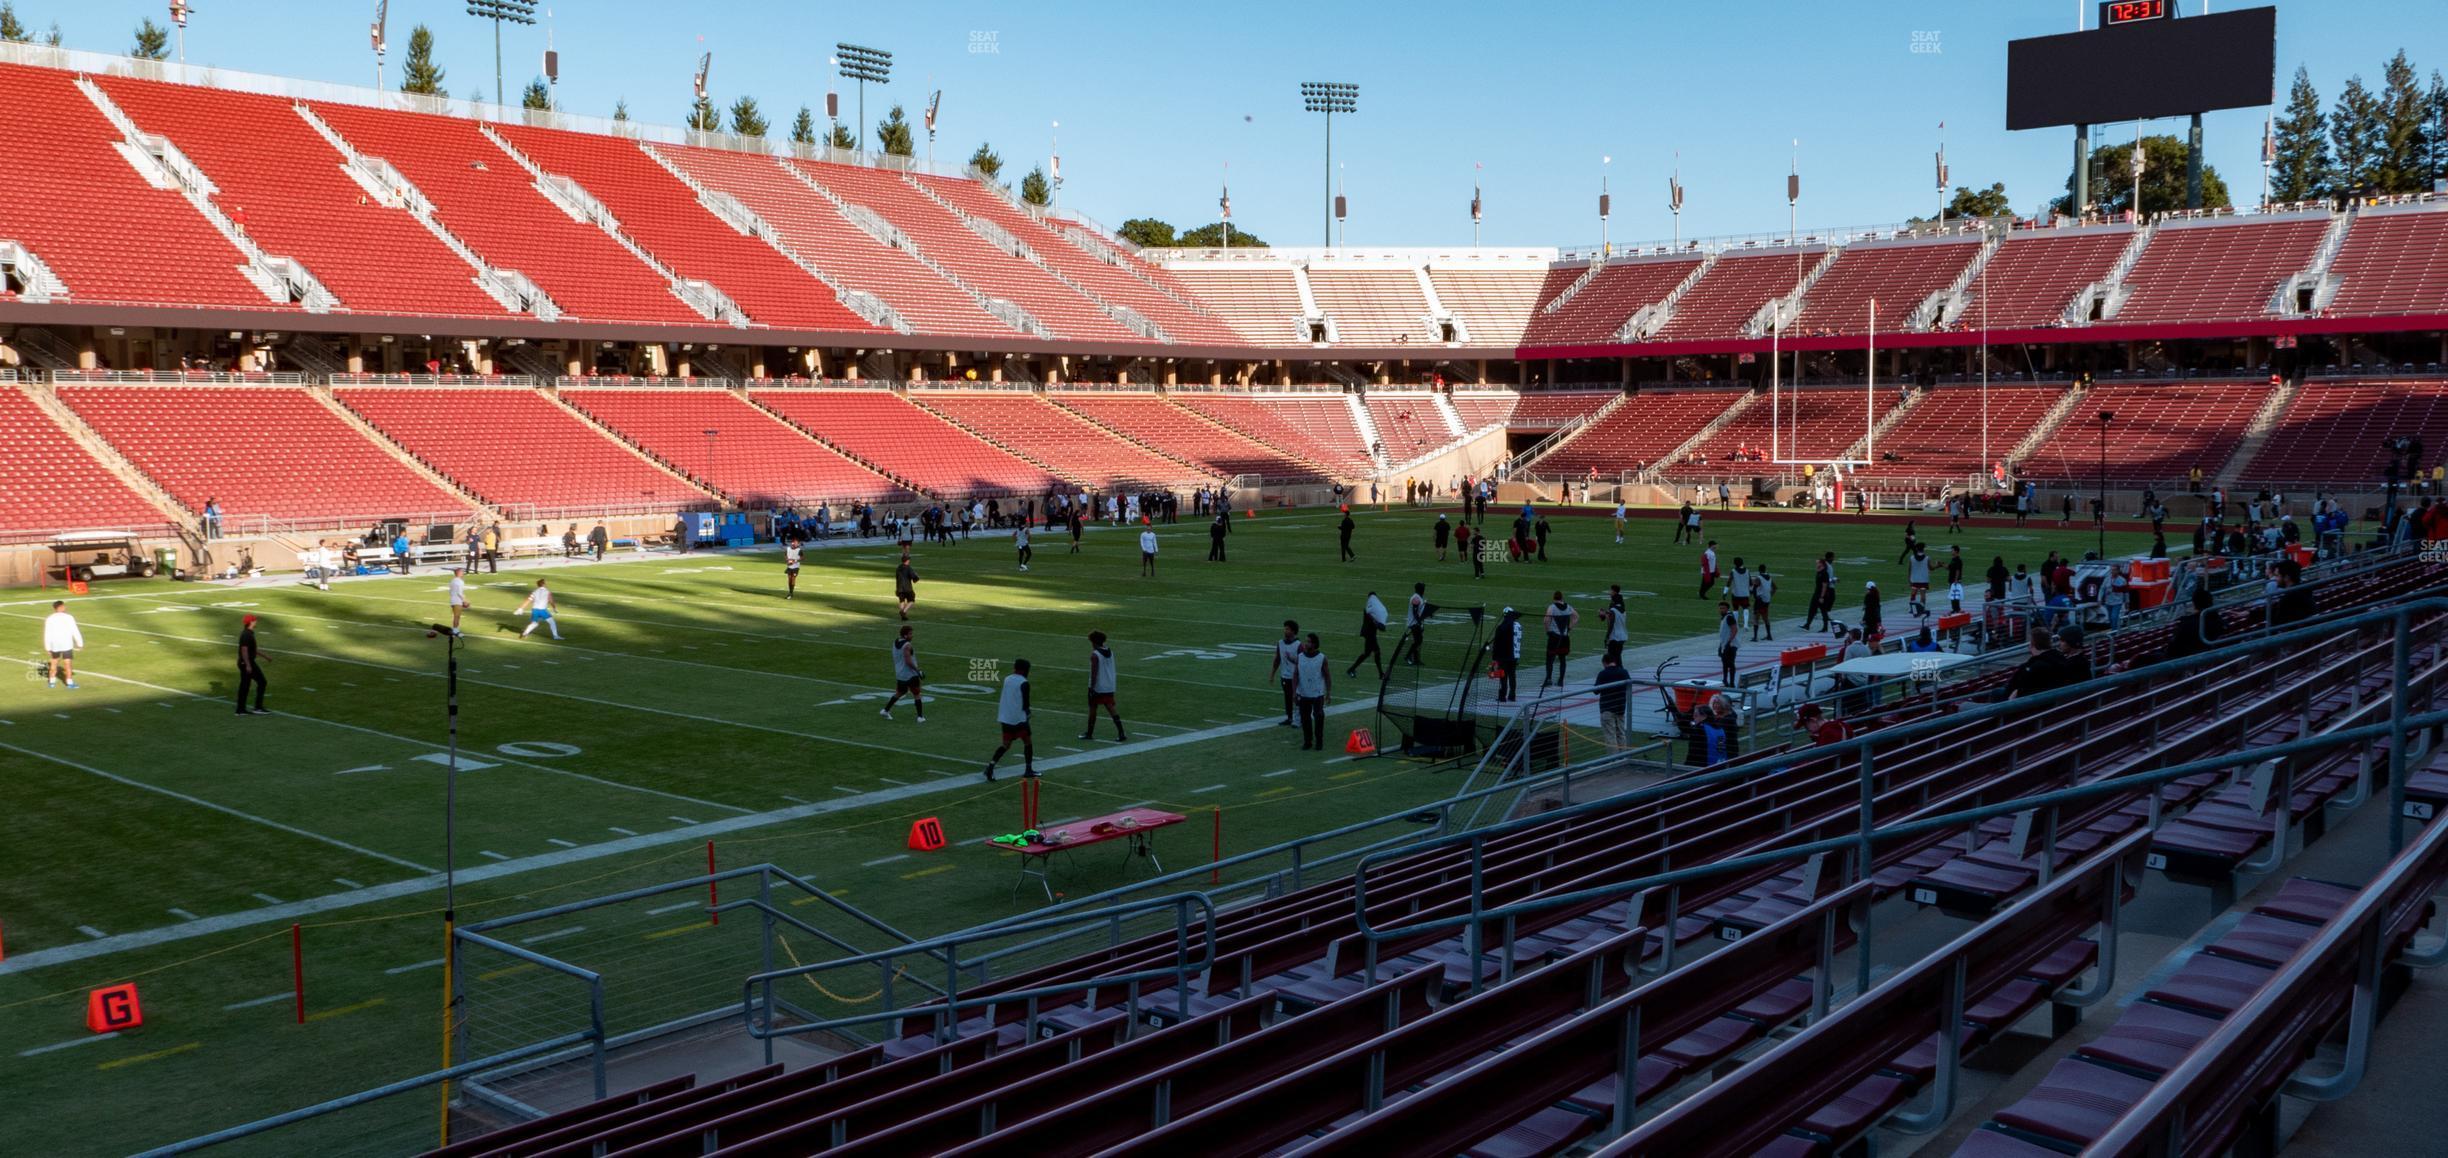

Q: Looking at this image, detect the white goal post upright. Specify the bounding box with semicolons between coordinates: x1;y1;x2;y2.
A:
1769;297;1876;479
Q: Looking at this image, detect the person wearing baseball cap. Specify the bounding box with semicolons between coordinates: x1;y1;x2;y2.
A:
234;613;267;716
1860;580;1883;641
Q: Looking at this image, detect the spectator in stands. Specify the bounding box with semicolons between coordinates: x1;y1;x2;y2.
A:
234;613;267;715
2269;559;2316;627
1686;695;1740;766
1904;624;1941;653
2165;584;2222;662
1593;653;1631;750
2007;628;2065;700
42;600;82;690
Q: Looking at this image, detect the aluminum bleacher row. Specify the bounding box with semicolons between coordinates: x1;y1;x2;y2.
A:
436;560;2447;1158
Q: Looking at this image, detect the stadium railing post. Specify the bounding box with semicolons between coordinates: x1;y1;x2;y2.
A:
1855;747;1878;997
757;868;776;1067
2390;612;2412;854
587;976;608;1101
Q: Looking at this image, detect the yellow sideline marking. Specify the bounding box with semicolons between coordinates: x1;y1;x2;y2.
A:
1255;786;1298;798
1328;768;1369;780
98;1041;200;1070
645;921;713;940
306;997;388;1023
477;964;538;982
900;865;955;881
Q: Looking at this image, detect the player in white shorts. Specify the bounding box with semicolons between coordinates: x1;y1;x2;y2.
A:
782;541;802;601
447;567;469;635
514;579;560;640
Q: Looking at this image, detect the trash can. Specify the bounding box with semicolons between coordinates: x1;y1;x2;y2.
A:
153;546;179;578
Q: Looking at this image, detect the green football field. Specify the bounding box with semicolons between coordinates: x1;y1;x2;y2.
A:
0;505;2151;1156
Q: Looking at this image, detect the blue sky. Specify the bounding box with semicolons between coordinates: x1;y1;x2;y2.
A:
27;1;2448;247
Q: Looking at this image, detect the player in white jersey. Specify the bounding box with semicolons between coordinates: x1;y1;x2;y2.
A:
447;567;469;635
514;579;560;639
1139;527;1158;577
782;541;802;600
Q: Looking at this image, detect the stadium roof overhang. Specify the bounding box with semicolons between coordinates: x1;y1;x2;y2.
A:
1516;313;2448;362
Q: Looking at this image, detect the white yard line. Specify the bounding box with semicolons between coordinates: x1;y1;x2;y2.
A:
0;656;750;817
222;992;292;1011
385;958;444;975
0;738;436;874
0;682;1401;976
19;1032;120;1056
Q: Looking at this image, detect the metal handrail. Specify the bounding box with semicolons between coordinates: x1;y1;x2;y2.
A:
2087;807;2448;1153
737;892;1216;1043
130;1031;597;1157
1351;596;2444;946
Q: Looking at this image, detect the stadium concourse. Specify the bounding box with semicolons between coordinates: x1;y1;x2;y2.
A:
7;26;2448;1158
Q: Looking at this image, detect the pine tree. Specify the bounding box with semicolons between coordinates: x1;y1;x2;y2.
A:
129;16;168;60
1019;166;1051;206
728;95;768;139
876;105;914;157
521;78;552;111
2271;67;2332;202
827;121;855;150
2378;50;2429;193
2429;71;2448;187
0;3;29;42
687;95;720;132
41;19;58;45
400;25;446;95
968;141;1003;182
789;106;817;146
613;98;630;122
2330;74;2383;195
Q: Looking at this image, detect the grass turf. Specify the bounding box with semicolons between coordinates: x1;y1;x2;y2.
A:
0;506;2149;1155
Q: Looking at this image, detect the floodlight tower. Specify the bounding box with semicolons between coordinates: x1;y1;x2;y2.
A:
465;0;537;107
371;0;387;90
836;43;892;153
1300;81;1357;247
168;1;191;64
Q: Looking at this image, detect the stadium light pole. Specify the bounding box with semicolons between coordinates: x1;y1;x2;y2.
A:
836;43;892;154
1300;81;1357;247
426;623;464;1146
465;0;537;108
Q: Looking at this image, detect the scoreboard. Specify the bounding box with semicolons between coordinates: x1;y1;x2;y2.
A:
2101;0;2169;26
2007;6;2276;130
